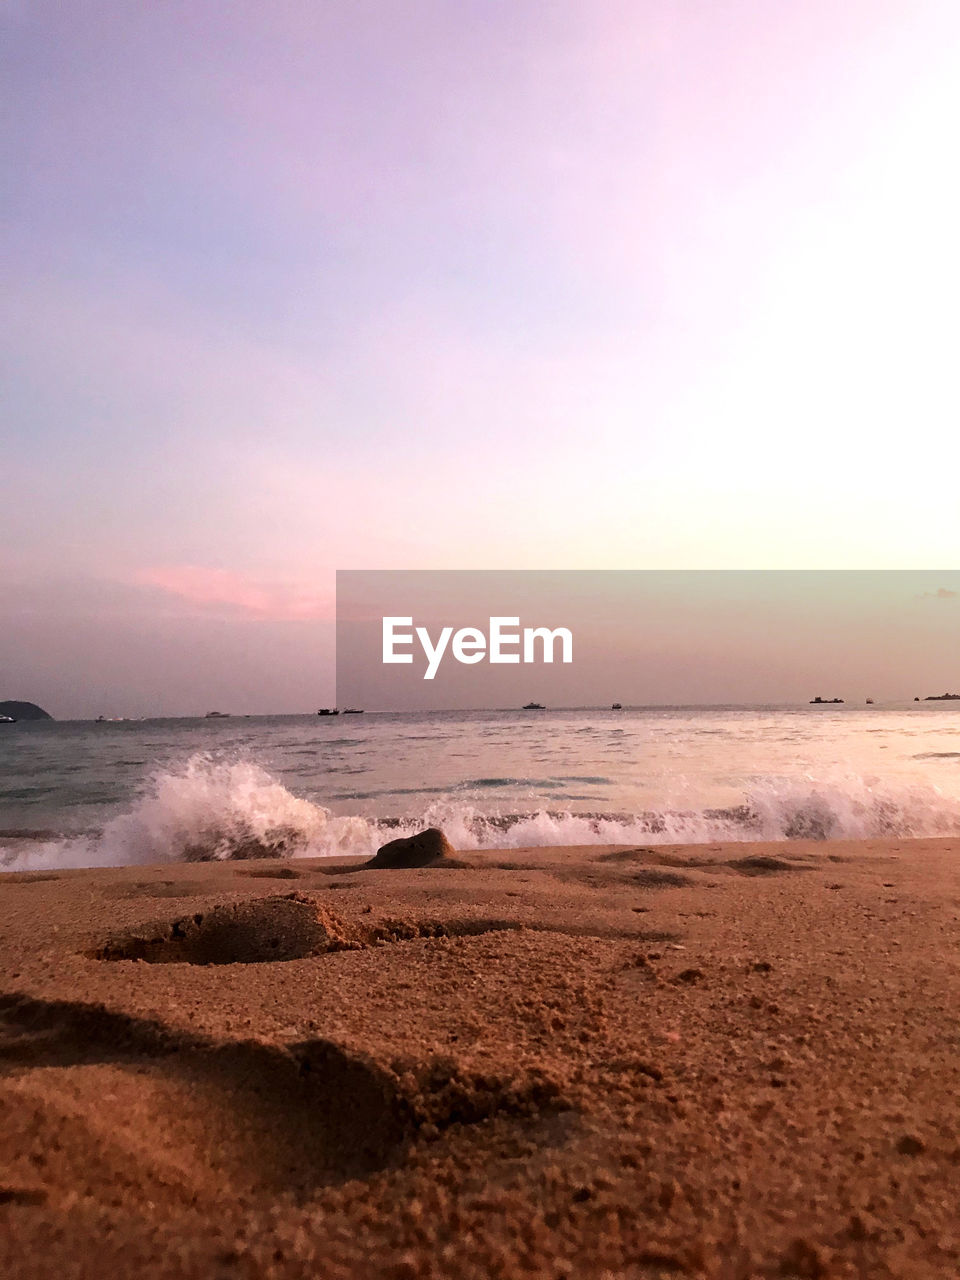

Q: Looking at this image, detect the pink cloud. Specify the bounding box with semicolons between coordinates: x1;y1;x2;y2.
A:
136;565;333;621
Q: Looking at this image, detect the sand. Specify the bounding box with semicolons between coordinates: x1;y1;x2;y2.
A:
1;837;959;1278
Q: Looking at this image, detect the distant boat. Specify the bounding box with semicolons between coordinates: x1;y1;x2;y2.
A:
865;698;874;704
522;701;545;710
925;692;960;700
317;708;340;716
205;711;231;718
343;708;364;714
0;714;16;723
809;697;844;704
611;702;622;710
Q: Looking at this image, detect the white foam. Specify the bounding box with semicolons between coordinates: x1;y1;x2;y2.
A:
3;755;959;873
745;772;960;840
0;754;375;872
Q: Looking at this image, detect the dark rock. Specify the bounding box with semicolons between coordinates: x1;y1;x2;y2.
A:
365;827;455;869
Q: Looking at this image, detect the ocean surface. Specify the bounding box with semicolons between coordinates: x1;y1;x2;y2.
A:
2;704;960;872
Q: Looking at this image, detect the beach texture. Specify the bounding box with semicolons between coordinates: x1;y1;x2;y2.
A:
1;837;958;1278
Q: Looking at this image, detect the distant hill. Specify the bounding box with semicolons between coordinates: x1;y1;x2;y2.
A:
0;701;53;721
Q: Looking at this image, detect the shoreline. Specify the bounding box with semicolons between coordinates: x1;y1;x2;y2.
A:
1;829;956;871
2;835;959;1276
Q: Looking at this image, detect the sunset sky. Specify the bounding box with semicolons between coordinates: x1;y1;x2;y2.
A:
3;1;960;715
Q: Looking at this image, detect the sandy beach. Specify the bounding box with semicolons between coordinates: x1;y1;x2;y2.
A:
0;836;957;1278
8;0;959;1272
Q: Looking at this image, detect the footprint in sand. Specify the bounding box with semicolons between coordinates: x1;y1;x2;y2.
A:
85;895;546;966
0;990;570;1205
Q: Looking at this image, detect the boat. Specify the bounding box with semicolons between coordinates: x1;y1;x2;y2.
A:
205;711;231;718
522;702;545;710
865;698;874;705
611;702;622;710
317;708;340;716
925;692;960;700
0;714;16;723
809;697;844;704
343;708;364;714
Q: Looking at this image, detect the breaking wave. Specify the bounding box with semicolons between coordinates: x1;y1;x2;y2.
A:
0;757;379;873
2;754;960;873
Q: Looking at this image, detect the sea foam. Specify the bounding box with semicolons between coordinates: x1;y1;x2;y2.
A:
2;752;960;872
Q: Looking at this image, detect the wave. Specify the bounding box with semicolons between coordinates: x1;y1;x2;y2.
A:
0;757;377;873
2;755;960;872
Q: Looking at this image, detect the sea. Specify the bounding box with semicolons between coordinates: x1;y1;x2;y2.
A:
2;703;960;873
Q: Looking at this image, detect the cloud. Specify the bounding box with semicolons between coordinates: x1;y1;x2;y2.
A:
135;566;333;621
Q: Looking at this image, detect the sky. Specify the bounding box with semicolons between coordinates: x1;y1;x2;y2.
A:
2;1;960;716
337;571;960;710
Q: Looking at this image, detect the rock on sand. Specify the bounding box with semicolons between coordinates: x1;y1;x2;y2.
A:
365;827;456;869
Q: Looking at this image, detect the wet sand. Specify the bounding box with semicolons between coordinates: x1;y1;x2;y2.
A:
1;837;959;1278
